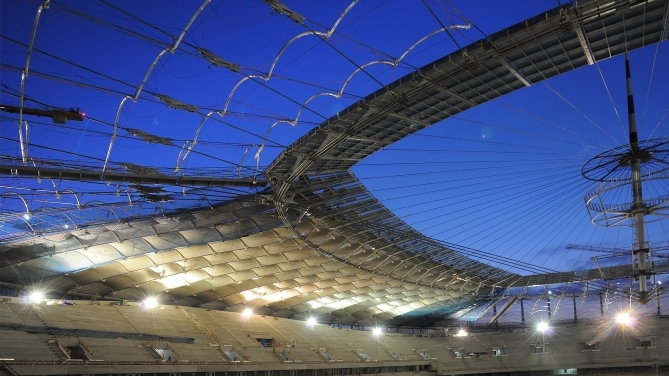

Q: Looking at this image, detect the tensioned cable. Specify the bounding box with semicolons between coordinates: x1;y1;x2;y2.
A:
0;40;289;149
15;4;316;172
0;75;299;149
357;173;579;218
645;42;666;139
376;169;588;266
366;163;580;197
593;59;625;138
482;101;609;150
357;157;583;167
360;163;575;183
88;0;596;175
473;178;592;261
380;147;584;156
359;220;634;295
435;0;622;149
50;3;336;115
410;131;586;153
350;2;664;274
306;179;584;276
378;165;578;208
408;169;584;234
0;115;284;150
301;27;387;90
421;0;464;51
0;135;106;162
67;1;339;170
360;220;561;278
541;82;621;146
398;170;587;231
49;1;173;50
98;0;369;103
306;1;588;156
0;88;279;173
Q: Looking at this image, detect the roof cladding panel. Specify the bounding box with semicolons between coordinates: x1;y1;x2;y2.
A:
142;233;187;251
177;244;214;258
118;255;158;272
146;250;186;265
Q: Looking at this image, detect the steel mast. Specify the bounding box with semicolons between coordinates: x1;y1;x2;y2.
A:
581;54;669;304
624;54;651;303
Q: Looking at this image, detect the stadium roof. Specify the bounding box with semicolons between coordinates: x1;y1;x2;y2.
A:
1;0;668;326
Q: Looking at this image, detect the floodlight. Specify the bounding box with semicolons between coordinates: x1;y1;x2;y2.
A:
536;321;550;333
615;311;634;327
306;316;317;326
143;296;159;309
27;290;44;304
242;308;253;318
455;328;468;337
372;327;383;336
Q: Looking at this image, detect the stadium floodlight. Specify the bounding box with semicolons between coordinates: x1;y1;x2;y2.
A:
372;327;383;336
242;307;253;318
536;321;550;333
615;311;634;327
306;316;317;326
27;290;45;304
455;328;468;337
143;296;159;309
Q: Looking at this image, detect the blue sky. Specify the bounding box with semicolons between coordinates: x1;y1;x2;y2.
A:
1;0;667;275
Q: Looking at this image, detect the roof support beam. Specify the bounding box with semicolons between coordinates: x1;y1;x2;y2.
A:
0;164;267;187
499;58;532;87
566;7;596;65
574;24;595;65
488;296;519;325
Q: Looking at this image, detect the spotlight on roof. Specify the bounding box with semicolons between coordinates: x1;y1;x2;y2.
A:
142;296;159;309
536;321;550;333
242;308;253;318
306;316;317;326
455;328;468;337
27;290;45;304
615;311;634;327
372;327;383;336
